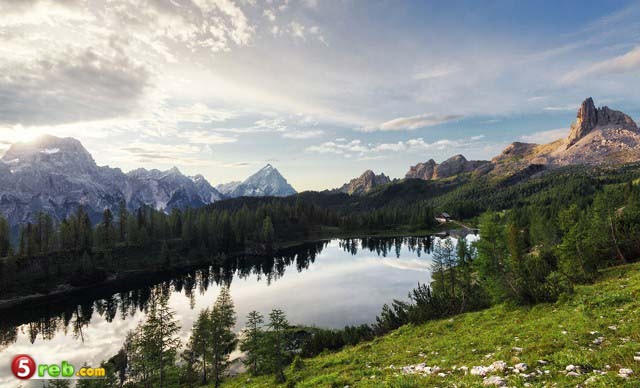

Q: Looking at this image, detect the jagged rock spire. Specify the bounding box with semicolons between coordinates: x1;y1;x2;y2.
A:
567;97;638;147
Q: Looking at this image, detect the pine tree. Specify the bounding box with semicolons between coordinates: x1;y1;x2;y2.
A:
118;200;128;243
240;310;264;376
431;239;448;297
0;215;10;257
187;308;212;384
210;287;237;388
474;212;509;303
262;216;275;250
266;309;289;383
101;208;115;248
141;292;181;388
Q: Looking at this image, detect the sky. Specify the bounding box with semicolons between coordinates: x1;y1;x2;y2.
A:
2;0;640;191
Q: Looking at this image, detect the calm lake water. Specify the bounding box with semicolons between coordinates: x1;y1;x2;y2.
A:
0;235;477;387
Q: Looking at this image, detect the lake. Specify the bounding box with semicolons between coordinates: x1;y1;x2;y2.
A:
0;234;477;386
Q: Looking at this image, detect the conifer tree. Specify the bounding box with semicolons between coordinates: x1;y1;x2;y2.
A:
240;310;264;376
209;287;237;388
266;309;289;383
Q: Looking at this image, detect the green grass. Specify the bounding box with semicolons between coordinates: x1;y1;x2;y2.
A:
223;263;640;387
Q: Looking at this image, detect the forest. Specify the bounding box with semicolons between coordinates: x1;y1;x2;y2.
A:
6;163;640;387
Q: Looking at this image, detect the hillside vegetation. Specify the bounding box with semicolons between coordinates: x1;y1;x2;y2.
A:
223;263;640;387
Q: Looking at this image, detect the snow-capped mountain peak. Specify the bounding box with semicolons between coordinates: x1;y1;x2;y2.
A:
0;135;224;226
226;164;297;198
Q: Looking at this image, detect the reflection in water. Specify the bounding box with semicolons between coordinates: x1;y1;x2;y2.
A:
0;234;477;387
0;240;329;350
341;236;434;257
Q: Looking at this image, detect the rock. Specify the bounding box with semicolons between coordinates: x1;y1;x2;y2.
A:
584;376;598;385
592;337;604;345
405;155;489;181
471;366;490;377
483;375;507;387
337;170;391;195
567;97;638;147
514;363;528;373
490;361;507;372
405;159;437;180
567;371;581;376
618;368;633;378
566;365;577;372
634;356;640;361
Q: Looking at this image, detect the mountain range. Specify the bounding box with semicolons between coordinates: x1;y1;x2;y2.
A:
1;97;638;226
338;97;640;195
0;136;296;226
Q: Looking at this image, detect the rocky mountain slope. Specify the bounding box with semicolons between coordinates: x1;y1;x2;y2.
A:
405;155;490;180
218;164;297;198
490;97;640;174
0;135;223;226
406;97;640;181
337;170;391;195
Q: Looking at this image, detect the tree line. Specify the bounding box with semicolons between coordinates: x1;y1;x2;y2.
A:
373;178;640;334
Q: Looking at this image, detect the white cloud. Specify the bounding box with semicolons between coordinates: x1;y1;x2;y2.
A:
281;130;324;139
361;114;463;132
562;46;640;83
413;65;460;80
288;21;306;40
519;128;568;143
306;136;482;158
178;130;238;145
543;104;578;111
263;9;276;22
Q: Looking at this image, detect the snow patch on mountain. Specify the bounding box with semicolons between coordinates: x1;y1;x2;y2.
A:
0;135;223;226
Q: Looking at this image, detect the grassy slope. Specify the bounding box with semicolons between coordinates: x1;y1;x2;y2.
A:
223;263;640;387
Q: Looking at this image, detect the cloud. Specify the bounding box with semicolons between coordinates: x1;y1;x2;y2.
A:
263;9;276;22
543;104;577;112
361;114;463;132
562;46;640;83
178;131;238;145
120;142;208;166
305;136;481;158
288;21;306;40
281;130;324;139
519;128;568;143
413;65;460;80
0;45;150;126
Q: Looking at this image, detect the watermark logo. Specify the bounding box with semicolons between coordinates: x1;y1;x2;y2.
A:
11;355;105;380
11;355;35;380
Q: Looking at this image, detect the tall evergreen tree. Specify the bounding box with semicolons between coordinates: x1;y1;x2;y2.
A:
240;310;264;376
0;215;10;257
140;293;181;388
266;309;289;383
210;287;237;388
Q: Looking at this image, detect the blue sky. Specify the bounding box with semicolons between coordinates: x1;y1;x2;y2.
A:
1;0;640;190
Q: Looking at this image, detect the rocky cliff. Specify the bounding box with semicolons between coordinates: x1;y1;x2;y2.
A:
567;97;638;148
338;170;391;195
405;155;489;180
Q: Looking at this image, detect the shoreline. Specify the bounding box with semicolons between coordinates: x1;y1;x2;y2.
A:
0;226;469;312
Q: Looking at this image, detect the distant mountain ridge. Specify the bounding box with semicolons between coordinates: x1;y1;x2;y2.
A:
2;97;638;226
405;155;490;181
217;164;297;198
0;134;298;226
336;170;391;195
